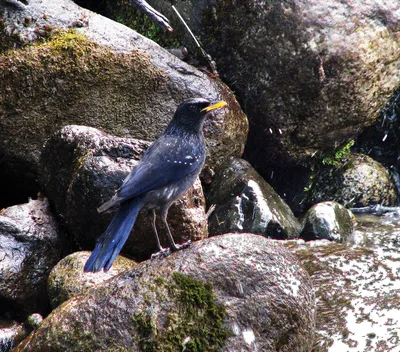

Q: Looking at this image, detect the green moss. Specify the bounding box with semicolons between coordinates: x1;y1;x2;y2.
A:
0;27;166;155
133;313;158;352
45;30;95;58
154;276;166;286
133;272;229;352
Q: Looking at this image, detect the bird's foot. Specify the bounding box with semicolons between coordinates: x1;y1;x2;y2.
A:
151;247;171;259
171;240;191;251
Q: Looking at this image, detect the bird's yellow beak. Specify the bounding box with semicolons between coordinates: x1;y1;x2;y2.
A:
201;101;228;112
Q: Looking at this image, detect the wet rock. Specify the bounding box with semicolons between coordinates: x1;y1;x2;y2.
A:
0;318;27;352
301;201;355;242
25;313;43;331
0;198;64;317
207;158;301;239
39;125;208;261
14;234;316;352
48;251;137;309
309;153;398;207
147;0;400;170
0;0;248;202
286;237;400;351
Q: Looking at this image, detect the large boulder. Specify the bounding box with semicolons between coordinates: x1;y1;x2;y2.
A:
143;0;400;169
0;198;65;317
39;125;208;260
15;234;316;352
308;153;398;207
207;158;301;239
0;0;248;203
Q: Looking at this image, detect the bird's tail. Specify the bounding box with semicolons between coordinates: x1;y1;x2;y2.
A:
84;198;143;272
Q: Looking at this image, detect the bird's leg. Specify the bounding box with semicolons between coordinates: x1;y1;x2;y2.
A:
150;210;171;258
161;209;191;251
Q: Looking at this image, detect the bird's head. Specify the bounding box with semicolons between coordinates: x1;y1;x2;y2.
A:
170;98;228;132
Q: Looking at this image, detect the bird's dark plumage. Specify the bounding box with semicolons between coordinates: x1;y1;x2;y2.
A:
84;98;227;272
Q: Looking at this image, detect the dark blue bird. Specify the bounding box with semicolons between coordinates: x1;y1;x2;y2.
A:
84;98;227;272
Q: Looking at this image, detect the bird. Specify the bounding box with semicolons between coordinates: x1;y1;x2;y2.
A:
84;98;228;272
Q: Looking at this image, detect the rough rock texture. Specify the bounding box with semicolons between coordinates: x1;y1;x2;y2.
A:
0;0;248;195
301;201;355;242
207;158;301;239
39;125;208;260
15;234;316;352
48;251;137;309
308;153;398;207
0;198;64;318
286;234;400;352
146;0;400;169
0;318;27;352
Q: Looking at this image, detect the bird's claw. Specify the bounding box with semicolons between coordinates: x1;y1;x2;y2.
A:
151;240;191;259
151;247;171;259
172;240;191;251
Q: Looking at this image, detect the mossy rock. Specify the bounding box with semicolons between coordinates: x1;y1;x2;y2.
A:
14;234;315;351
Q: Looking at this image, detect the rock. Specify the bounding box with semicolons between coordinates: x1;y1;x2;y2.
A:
286;237;400;351
0;318;27;352
308;153;398;207
25;314;43;331
301;201;355;242
39;125;208;260
207;158;301;239
355;90;400;167
0;198;65;317
48;251;138;309
0;0;248;201
145;0;400;169
14;234;316;352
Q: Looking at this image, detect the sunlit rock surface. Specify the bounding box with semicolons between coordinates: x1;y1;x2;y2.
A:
48;251;137;309
15;234;315;352
0;318;27;352
0;198;64;318
207;158;301;239
301;201;355;242
287;226;400;351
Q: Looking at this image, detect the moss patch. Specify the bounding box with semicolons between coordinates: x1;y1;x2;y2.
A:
0;28;167;170
133;272;229;352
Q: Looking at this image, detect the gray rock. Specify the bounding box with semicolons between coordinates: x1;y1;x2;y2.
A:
39;125;208;260
145;0;400;169
0;318;27;352
0;0;248;190
208;158;301;239
48;251;137;309
309;153;398;207
0;198;64;316
301;201;355;242
15;234;316;352
25;314;43;330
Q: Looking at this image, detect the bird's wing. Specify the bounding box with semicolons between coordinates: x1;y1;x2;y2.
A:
115;135;204;201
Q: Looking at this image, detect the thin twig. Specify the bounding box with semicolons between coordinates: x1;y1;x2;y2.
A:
172;5;218;74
